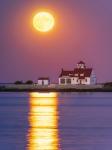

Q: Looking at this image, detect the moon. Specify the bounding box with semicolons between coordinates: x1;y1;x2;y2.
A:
33;11;55;32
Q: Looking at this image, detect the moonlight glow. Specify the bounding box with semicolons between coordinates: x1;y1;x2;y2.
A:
33;12;55;32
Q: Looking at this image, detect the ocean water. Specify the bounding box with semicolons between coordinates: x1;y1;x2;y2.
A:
0;92;112;150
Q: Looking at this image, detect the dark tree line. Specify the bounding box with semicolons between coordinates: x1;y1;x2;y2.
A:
14;80;33;85
104;82;112;87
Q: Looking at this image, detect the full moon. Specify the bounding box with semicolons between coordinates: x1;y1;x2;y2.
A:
33;11;55;32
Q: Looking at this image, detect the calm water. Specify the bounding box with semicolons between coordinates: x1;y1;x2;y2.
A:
0;92;112;150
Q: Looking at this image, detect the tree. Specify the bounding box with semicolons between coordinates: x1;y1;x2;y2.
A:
104;82;112;87
14;81;23;84
25;80;33;84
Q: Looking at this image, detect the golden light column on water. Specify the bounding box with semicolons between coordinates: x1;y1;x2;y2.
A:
27;92;59;150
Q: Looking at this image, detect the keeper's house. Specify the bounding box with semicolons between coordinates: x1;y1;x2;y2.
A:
59;61;96;85
38;77;50;85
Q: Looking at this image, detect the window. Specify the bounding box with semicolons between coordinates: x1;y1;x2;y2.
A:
66;79;71;84
60;78;65;84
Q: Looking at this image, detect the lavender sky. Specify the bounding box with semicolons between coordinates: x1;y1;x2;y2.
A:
0;0;112;83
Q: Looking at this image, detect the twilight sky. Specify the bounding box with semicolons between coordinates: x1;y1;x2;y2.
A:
0;0;112;83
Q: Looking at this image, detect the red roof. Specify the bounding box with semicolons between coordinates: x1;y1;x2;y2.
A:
59;68;92;78
78;61;85;64
59;70;74;77
74;68;92;77
38;77;49;80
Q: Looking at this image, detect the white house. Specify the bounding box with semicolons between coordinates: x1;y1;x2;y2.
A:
38;77;50;85
59;61;97;85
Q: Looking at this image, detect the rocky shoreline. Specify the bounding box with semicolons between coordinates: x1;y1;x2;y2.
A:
0;84;112;92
